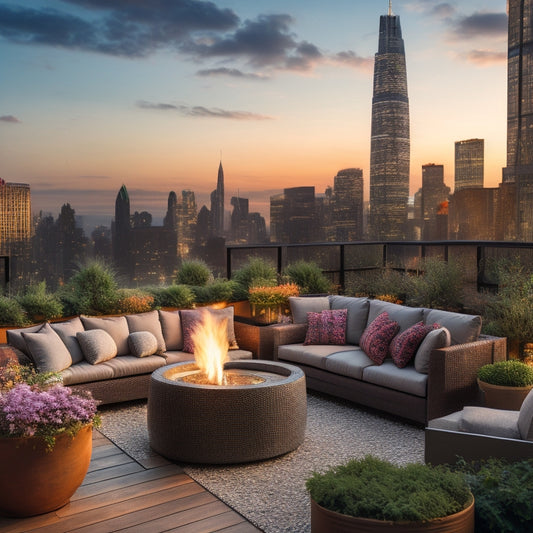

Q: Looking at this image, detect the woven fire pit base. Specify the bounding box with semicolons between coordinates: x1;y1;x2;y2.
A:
147;360;307;464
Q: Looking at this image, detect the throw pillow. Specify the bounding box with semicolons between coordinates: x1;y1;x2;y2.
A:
390;322;437;368
80;315;130;356
413;327;451;374
304;309;347;345
51;317;85;364
77;329;117;364
359;312;400;365
21;323;73;373
126;310;166;354
128;331;158;358
6;323;44;356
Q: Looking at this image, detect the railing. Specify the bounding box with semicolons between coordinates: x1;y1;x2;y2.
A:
226;240;533;294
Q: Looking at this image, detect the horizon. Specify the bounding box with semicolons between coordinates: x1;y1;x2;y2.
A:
1;0;508;222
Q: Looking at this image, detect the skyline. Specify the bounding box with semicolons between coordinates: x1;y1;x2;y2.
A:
0;0;509;223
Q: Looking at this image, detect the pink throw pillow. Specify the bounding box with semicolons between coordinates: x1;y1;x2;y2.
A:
390;322;438;368
360;312;400;364
304;309;347;345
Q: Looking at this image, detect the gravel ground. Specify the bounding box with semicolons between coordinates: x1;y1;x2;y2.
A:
99;392;424;533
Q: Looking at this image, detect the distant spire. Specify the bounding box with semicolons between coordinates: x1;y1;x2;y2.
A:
388;0;393;16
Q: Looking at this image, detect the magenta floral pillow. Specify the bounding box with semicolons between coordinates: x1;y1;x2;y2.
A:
390;322;438;368
304;309;347;345
360;312;400;364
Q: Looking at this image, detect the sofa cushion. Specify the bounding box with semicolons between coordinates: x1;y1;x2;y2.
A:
367;300;424;333
128;331;158;357
51;317;85;364
360;312;399;365
362;360;428;397
126;310;166;354
77;329;117;364
6;323;44;355
324;349;376;380
390;322;436;369
60;360;115;386
81;315;130;356
158;309;183;351
427;410;463;431
304;309;347;345
101;355;166;378
21;323;72;373
460;406;521;440
278;343;355;369
518;389;533;440
414;327;451;374
329;296;370;344
289;296;330;324
424;309;481;345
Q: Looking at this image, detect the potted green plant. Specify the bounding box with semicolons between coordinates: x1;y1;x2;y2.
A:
477;359;533;410
306;456;474;532
0;362;100;517
248;283;300;324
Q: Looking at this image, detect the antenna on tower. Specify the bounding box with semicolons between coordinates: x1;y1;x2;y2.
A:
388;0;393;16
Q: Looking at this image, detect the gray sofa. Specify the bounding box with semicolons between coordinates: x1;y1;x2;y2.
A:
0;307;252;404
272;296;506;424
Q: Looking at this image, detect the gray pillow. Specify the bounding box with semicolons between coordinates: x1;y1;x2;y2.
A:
329;296;370;345
414;327;451;374
126;310;166;354
518;389;533;440
424;309;481;345
289;296;330;324
77;329;117;364
128;331;158;357
158;309;183;351
6;323;44;355
21;323;72;373
81;315;130;355
51;317;85;364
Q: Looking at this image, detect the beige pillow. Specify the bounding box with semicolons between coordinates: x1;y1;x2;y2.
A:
51;317;85;364
128;331;158;357
21;323;72;373
158;310;183;351
81;315;130;355
77;329;117;364
126;310;166;354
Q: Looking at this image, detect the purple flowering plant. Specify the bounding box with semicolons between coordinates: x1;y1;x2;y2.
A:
0;362;100;451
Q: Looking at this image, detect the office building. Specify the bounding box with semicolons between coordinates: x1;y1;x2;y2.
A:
420;164;450;240
454;139;484;191
333;168;364;241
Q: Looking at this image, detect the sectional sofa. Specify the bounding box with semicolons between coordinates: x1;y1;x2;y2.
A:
0;307;252;404
272;296;506;424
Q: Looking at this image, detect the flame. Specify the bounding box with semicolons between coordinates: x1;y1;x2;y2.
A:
190;309;229;385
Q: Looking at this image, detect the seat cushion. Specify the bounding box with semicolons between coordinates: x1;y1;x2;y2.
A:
324;349;375;380
101;355;166;378
278;343;356;370
362;360;428;397
60;360;115;385
81;315;130;356
460;406;521;440
329;296;370;345
289;296;330;324
126;310;166;354
51;317;85;364
21;323;73;373
518;389;533;440
427;410;463;431
424;309;481;345
158;309;183;351
367;300;424;333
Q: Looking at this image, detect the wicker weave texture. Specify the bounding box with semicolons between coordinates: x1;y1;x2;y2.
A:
147;360;307;464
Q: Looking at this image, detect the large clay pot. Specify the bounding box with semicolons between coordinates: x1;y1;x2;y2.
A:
478;378;533;410
0;424;93;517
310;496;474;533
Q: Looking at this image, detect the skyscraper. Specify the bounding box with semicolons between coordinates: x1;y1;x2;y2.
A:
369;1;410;241
420;164;450;240
333;168;364;241
211;161;225;237
454;139;484;191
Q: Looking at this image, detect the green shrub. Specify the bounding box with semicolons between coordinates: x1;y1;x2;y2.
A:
283;261;332;295
148;284;195;308
306;455;471;522
191;279;239;304
0;297;28;327
454;458;533;533
346;267;411;302
232;257;278;298
176;260;212;287
477;360;533;387
114;288;155;314
15;282;63;322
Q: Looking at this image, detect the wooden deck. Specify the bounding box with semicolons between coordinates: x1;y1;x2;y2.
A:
0;430;262;533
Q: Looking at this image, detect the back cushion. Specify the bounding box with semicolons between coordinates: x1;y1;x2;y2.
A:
6;323;44;355
158;310;183;351
289;296;330;324
424;309;481;345
368;300;424;333
518;389;533;441
329;296;370;345
22;323;73;373
126;310;166;354
80;315;130;355
51;317;85;364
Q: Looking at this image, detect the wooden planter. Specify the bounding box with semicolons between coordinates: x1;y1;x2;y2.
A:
310;497;474;533
478;378;533;410
0;424;93;517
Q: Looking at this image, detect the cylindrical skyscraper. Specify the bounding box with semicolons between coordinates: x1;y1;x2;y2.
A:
369;2;410;241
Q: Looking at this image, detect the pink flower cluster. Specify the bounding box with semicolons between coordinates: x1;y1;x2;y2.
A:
0;383;98;439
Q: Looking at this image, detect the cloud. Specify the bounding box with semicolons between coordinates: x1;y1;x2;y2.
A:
196;67;269;80
450;12;508;40
405;1;456;19
332;51;373;72
464;49;507;66
137;100;273;120
0;115;20;123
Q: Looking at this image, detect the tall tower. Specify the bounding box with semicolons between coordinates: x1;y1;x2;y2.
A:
333;168;364;241
454;139;484;191
369;1;410;240
211;161;225;236
112;184;132;280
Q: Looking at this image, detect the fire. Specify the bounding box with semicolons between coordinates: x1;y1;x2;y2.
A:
190;310;229;385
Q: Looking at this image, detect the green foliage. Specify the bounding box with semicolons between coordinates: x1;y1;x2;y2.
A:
176;260;212;287
477;360;533;387
306;456;471;522
0;297;28;327
407;258;464;310
148;284;195;308
231;257;278;299
15;282;63;322
346;267;412;302
283;261;332;295
454;458;533;533
190;279;239;304
60;260;119;315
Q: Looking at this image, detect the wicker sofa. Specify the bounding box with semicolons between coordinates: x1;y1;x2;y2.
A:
272;296;506;424
0;307;252;405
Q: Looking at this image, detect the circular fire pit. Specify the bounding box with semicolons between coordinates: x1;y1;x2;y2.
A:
147;360;307;464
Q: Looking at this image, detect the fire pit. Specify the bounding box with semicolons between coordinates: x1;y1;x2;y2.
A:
147;359;307;464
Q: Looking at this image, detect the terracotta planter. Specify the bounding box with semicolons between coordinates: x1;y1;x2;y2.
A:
477;378;533;410
310;497;474;533
0;424;93;517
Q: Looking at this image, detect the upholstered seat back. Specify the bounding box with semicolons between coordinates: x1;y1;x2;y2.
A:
518;389;533;441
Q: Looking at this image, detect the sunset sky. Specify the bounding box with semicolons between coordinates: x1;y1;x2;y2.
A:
0;0;508;225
